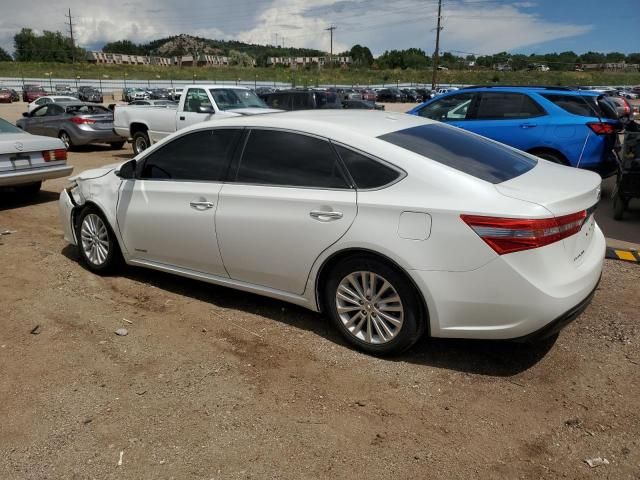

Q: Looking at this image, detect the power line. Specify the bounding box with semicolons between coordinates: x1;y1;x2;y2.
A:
65;8;76;63
325;25;336;63
431;0;443;90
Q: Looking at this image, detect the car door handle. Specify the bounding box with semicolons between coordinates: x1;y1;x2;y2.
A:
520;123;537;129
179;116;185;120
310;210;343;221
190;201;214;209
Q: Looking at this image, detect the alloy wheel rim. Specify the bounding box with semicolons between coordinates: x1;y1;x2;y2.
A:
80;214;109;266
335;271;404;345
60;133;70;149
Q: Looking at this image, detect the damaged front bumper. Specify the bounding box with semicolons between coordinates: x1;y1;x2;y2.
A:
58;187;78;245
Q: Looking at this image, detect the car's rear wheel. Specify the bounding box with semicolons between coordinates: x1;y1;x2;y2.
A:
132;131;150;155
59;131;72;150
110;141;125;150
324;256;425;355
76;207;121;274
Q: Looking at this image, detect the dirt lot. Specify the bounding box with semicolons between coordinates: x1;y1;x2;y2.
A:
1;102;639;479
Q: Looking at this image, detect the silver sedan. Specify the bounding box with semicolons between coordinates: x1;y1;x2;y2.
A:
16;102;126;150
0;117;72;195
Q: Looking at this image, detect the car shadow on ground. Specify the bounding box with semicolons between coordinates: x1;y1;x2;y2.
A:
61;245;556;377
0;189;59;211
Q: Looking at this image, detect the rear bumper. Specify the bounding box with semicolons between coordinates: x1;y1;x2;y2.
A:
512;276;600;342
0;165;73;187
410;224;606;340
68;126;124;145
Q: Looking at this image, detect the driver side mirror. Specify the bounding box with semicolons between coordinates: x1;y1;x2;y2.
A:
115;159;136;179
22;112;29;117
198;105;215;114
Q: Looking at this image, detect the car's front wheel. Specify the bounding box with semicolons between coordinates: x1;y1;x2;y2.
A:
76;207;121;274
324;256;425;356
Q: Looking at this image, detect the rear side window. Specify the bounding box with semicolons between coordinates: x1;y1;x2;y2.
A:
140;129;241;181
475;92;545;119
264;94;292;110
378;124;536;184
334;145;401;189
237;129;349;189
541;94;599;117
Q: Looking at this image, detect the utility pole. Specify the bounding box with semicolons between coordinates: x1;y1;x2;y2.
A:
65;8;76;64
431;0;443;90
325;26;336;66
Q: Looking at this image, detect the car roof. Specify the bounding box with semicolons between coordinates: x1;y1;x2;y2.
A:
457;86;599;97
184;110;434;140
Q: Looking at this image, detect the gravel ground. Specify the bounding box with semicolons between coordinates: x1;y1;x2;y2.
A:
0;102;639;479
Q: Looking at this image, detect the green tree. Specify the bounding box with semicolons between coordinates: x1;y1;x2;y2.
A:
103;40;145;55
228;50;254;67
0;47;12;61
350;44;373;67
14;28;84;63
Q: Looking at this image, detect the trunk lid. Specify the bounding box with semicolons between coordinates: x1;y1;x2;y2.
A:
496;160;601;266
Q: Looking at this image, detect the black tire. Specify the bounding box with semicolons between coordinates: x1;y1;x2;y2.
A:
75;206;122;274
59;131;72;150
323;255;426;356
132;131;150;155
110;141;125;150
613;193;626;221
534;151;566;165
16;181;41;196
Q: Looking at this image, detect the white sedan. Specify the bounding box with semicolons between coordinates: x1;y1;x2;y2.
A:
0;117;72;194
28;95;78;113
58;110;604;355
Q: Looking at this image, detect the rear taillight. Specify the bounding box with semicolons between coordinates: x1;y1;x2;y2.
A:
461;211;587;255
70;117;96;124
587;122;616;135
42;149;67;162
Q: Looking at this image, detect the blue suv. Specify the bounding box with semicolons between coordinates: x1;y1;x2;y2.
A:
407;86;619;176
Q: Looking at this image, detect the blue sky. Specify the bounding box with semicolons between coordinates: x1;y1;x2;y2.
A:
0;0;638;56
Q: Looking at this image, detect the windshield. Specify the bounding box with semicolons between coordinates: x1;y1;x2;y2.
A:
66;105;110;115
0;117;22;133
209;89;267;110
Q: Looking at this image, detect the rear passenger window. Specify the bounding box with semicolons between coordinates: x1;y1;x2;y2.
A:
139;129;241;181
541;94;599;117
334;145;401;189
378;123;537;184
475;93;545;119
265;94;291;110
237;130;350;189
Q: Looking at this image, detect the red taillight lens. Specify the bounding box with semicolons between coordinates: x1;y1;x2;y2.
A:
42;149;67;162
461;211;587;255
587;122;616;135
70;116;96;124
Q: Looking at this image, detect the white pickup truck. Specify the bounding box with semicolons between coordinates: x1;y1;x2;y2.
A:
113;85;280;154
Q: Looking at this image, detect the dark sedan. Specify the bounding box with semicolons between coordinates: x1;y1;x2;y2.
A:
0;89;13;103
78;86;103;103
376;88;407;102
16;102;125;150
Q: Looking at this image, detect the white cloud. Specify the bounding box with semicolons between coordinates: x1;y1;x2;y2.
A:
0;0;593;57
